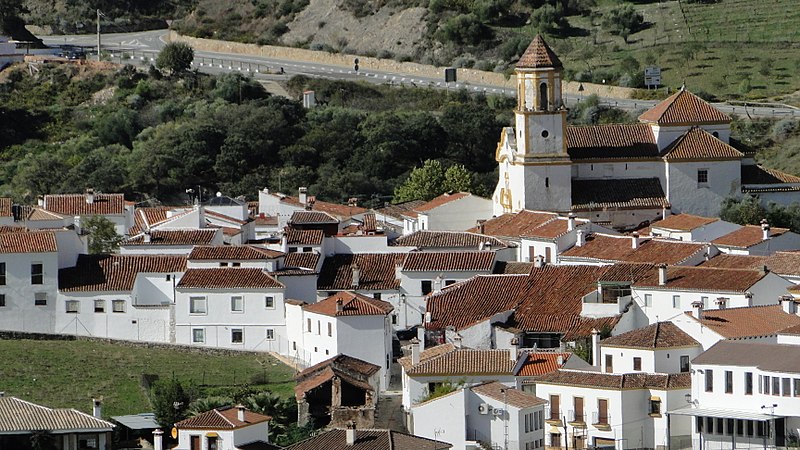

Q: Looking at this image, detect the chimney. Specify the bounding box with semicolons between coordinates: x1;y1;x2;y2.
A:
657;264;668;286
348;197;358;207
533;255;545;268
745;291;754;306
691;300;704;320
780;295;797;315
508;345;517;362
143;230;151;243
715;297;728;310
477;219;486;235
576;229;585;247
92;399;102;418
351;264;360;288
280;233;289;253
37;195;44;207
299;187;308;206
237;404;246;422
452;333;463;349
591;329;600;368
567;213;576;232
557;355;564;366
336;298;344;313
761;219;770;240
346;421;357;446
153;429;164;450
434;275;443;293
761;265;770;276
411;338;421;365
85;188;95;204
631;232;640;249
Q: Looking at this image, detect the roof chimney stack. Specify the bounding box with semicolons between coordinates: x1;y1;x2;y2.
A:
477;219;486;235
336;298;344;313
237;404;246;422
576;229;585;247
346;421;357;446
143;230;151;243
567;213;575;232
351;264;360;288
153;429;163;450
85;188;95;204
780;295;797;315
631;232;640;249
657;264;667;286
299;187;308;207
533;255;545;268
715;297;728;310
92;399;102;418
761;219;770;240
691;300;704;320
411;338;421;365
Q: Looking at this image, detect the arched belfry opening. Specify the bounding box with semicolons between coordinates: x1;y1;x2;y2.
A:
539;82;548;111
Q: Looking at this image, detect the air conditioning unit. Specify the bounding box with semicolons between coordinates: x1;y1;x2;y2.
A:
492;408;504;417
478;403;490;415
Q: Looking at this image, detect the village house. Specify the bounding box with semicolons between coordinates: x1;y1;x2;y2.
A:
258;187;368;230
599;322;703;375
393;230;515;260
400;192;493;235
558;232;714;266
648;213;740;242
170;405;274;450
711;222;800;256
42;190;132;236
121;229;223;255
514;351;591;393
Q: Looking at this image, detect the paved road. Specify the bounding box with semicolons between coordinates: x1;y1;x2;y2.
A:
40;30;799;118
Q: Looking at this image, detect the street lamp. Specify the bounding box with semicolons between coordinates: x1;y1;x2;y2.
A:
400;293;407;329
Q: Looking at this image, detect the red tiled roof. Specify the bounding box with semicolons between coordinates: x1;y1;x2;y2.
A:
124;229;218;246
205;209;247;225
712;225;789;248
466;210;557;238
472;382;546;408
177;268;283;289
271;193;367;219
362;213;377;232
44;193;125;215
398;343;457;371
651;213;718;231
413;192;471;213
285;228;324;245
516;34;562;69
130;206;175;234
741;165;800;185
393;231;509;249
561;234;705;265
0;231;57;253
375;200;427;221
633;265;765;292
253;214;279;226
188;245;283;260
766;251;800;276
537;370;691;390
400;347;516;376
290;211;338;224
294;354;380;400
304;291;393;317
639;89;731;125
59;254;187;292
286;429;452;450
691;305;800;338
571;178;669;211
176;406;270;429
402;251;496;272
318;253;403;291
516;352;572;377
0;198;11;217
522;218;572;239
566;123;658;160
0;397;114;433
661;127;743;160
700;254;768;270
283;252;320;270
493;261;534;274
602;322;699;349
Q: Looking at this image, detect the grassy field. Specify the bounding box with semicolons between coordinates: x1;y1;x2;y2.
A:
0;338;296;417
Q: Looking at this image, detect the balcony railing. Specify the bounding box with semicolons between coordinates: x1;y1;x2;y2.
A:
568;409;586;424
592;411;611;425
548;410;561;422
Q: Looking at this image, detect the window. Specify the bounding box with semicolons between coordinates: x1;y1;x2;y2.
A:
706;417;714;434
672;295;681;309
303;247;312;252
545;177;549;188
220;262;228;267
605;354;613;373
698;169;709;185
649;398;661;415
373;293;381;300
94;300;105;313
764;376;771;395
705;369;714;392
573;397;584;423
189;296;207;314
633;357;642;371
445;280;456;287
0;262;5;285
317;320;321;335
207;436;218;450
0;294;5;307
231;328;243;344
265;296;275;309
549;395;560;420
725;371;733;394
644;294;652;307
597;399;608;424
266;329;275;340
66;300;79;313
783;378;791;397
392;314;397;325
192;328;205;343
327;322;332;337
31;263;43;285
745;372;753;395
680;355;690;373
736;419;744;436
795;379;800;397
231;296;244;312
112;300;125;313
34;292;47;306
231;262;241;267
421;281;432;295
306;318;311;332
772;377;781;396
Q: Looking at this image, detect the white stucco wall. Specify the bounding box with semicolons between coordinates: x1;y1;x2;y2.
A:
0;251;60;334
425;195;494;232
666;160;741;217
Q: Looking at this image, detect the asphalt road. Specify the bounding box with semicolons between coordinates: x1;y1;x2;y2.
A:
41;30;799;118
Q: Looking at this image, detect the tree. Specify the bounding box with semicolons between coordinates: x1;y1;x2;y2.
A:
393;160;481;203
530;4;568;35
601;4;644;43
84;215;122;254
719;195;765;226
156;42;194;75
150;378;192;430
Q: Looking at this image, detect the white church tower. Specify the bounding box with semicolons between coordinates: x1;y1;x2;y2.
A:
493;35;572;215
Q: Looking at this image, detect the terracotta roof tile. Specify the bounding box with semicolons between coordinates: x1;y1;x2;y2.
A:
286;429;451;450
471;382;547;408
779;323;800;336
362;213;377;232
398;343;457;372
602;322;699;349
304;291;393;317
253;214;279;226
285;228;324;245
765;251;800;276
290;211;339;224
188;245;283;260
712;225;789;249
633;265;765;292
466;210;557;238
44;193;125;216
661;127;743;160
400;347;515;376
402;251;496;272
177;268;283;289
493;261;534;275
25;207;65;221
699;254;768;270
651;213;718;231
318;253;403;291
571;178;669;211
176;406;270;429
522;218;573;239
413;192;471;214
741;165;800;185
516;35;562;69
393;231;509;249
537;370;691;390
374;200;427;221
0;198;11;217
59;254;187;292
0;231;57;253
130;206;175;234
566;123;658;160
283;252;320;270
270;193;367;219
0;397;114;433
294;354;380;400
516;352;572;377
561;234;706;265
639;89;731;125
124;229;218;246
690;305;800;338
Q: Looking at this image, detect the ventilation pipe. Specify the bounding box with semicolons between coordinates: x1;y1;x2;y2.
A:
657;264;668;286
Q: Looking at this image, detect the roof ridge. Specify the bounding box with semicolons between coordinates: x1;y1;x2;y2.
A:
214;408;236;427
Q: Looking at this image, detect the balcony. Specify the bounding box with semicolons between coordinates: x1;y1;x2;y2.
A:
581;291;631;318
546;410;562;425
592;411;611;431
567;409;586;426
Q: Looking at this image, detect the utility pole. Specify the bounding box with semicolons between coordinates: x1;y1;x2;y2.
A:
96;9;103;61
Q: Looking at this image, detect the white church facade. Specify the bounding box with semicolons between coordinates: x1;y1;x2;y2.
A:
493;35;800;230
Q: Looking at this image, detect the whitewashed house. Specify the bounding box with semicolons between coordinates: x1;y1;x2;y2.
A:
401;192;493;235
286;291;394;390
120;229;223;255
648;214;740;242
558;233;713;267
187;245;283;271
171;405;273;450
257;187;367;229
43;191;133;236
712;223;800;256
599;322;702;375
174;268;287;353
411;381;547;450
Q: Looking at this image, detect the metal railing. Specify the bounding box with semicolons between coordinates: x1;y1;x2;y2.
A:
592;411;611;425
568;409;586;423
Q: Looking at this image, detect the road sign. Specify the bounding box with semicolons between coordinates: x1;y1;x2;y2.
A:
445;67;457;83
644;66;662;88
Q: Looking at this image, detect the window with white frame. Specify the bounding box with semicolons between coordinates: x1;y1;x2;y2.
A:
94;299;105;313
644;294;652;307
231;296;243;312
672;295;681;309
231;328;243;344
265;296;275;309
266;329;275;340
192;328;205;343
65;300;79;313
34;292;47;306
189;296;207;314
112;300;125;313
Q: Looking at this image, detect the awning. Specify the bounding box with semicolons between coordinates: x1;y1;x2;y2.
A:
650;396;661;402
206;432;219;438
111;413;159;430
668;406;777;421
